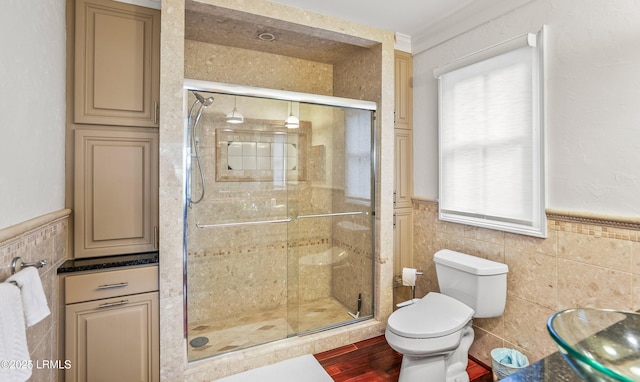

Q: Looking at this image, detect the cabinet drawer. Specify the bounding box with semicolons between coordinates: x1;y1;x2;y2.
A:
65;266;158;304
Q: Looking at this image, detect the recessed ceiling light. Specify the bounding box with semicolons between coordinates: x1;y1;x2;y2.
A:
258;32;275;42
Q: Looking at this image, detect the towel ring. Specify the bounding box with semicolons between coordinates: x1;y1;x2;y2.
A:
11;257;47;275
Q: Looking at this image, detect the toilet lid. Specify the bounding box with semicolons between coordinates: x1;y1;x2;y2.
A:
387;293;474;339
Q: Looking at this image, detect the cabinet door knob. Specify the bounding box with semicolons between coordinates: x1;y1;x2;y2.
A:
97;282;129;290
98;300;129;308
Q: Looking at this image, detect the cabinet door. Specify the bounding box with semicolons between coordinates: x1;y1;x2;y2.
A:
66;292;159;382
394;51;413;128
74;129;158;257
393;209;414;278
394;129;413;209
75;0;160;127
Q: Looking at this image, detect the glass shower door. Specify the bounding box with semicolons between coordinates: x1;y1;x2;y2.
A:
286;104;375;334
184;86;376;362
186;95;295;360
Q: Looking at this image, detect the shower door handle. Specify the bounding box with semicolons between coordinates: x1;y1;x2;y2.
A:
295;211;368;219
196;217;292;228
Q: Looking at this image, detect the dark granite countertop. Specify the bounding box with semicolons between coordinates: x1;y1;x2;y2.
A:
57;251;159;274
502;310;640;381
501;351;582;381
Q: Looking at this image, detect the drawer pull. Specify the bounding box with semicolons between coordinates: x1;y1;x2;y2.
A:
97;282;129;290
98;300;129;308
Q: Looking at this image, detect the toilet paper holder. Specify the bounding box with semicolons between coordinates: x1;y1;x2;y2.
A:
395;270;424;307
395;271;424;285
400;268;424;301
411;271;423;300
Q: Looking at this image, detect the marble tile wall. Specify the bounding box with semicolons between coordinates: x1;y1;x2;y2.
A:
330;195;374;316
185;113;334;323
185;39;334;95
331;41;387;322
412;198;640;366
0;210;70;382
185;116;374;326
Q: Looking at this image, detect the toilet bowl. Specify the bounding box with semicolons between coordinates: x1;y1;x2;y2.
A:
385;250;508;382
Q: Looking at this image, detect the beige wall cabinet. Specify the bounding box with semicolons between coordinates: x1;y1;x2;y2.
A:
74;0;160;127
393;208;414;307
74;129;158;258
65;266;159;382
393;50;414;306
394;51;413;128
394;129;413;210
393;209;414;277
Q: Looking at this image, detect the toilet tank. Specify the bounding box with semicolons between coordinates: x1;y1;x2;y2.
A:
434;249;508;318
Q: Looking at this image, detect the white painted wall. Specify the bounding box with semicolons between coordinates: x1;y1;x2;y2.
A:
413;0;640;218
0;0;66;229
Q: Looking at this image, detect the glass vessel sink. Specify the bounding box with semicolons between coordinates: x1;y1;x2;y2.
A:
547;308;640;381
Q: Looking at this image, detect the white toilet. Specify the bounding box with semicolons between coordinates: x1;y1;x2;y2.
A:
385;249;509;382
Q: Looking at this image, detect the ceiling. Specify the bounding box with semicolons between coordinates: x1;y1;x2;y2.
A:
184;0;522;63
185;0;380;64
267;0;476;37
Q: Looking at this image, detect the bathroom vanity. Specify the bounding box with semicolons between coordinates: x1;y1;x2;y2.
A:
58;252;159;382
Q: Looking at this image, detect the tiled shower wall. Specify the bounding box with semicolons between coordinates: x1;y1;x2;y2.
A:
411;198;640;366
185;112;374;323
185;116;335;323
184;39;375;325
184;40;334;96
0;210;70;382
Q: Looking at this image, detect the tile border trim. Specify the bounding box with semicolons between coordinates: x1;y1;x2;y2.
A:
411;197;640;231
545;209;640;231
0;208;72;245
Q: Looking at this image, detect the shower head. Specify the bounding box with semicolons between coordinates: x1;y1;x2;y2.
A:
193;92;214;107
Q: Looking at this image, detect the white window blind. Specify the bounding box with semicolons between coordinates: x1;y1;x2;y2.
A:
345;109;372;201
435;29;546;237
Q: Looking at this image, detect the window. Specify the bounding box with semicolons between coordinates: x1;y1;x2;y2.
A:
434;29;546;237
345;109;373;201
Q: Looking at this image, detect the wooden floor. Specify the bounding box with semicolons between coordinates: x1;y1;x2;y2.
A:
315;335;493;382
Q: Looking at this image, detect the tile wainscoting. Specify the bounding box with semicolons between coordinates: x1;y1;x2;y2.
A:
411;198;640;366
0;209;70;382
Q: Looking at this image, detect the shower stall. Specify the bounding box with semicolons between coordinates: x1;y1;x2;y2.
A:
183;79;377;361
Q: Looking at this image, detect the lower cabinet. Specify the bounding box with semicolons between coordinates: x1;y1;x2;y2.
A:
393;208;414;308
64;266;159;382
393;208;414;277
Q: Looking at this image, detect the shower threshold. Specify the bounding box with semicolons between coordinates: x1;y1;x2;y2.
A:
187;297;361;359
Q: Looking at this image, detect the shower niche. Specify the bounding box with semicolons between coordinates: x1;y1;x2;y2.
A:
215;128;309;181
183;80;376;361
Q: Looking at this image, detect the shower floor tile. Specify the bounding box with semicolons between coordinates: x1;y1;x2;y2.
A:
188;297;353;359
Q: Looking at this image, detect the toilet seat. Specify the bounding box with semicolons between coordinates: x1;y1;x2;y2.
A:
387;292;474;339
